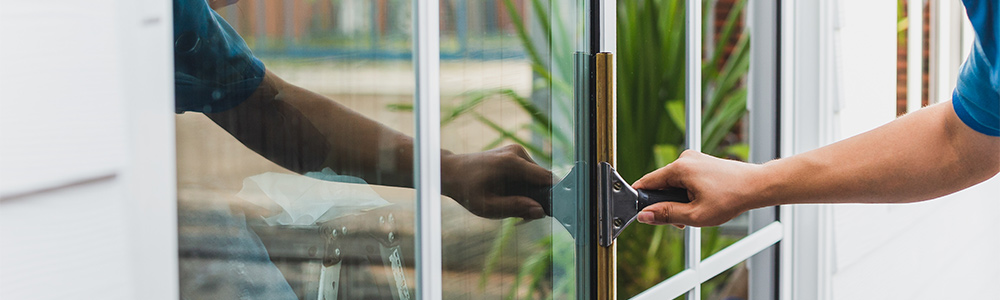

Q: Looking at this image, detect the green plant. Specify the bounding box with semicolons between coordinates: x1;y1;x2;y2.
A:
468;1;580;298
616;0;751;298
389;0;577;298
389;0;752;298
898;0;908;43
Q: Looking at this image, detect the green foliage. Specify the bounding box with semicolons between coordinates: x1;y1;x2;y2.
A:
391;0;577;298
898;0;908;42
471;1;579;297
390;0;752;298
617;0;750;182
616;0;751;298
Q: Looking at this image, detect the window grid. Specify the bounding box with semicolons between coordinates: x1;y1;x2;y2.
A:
684;0;703;299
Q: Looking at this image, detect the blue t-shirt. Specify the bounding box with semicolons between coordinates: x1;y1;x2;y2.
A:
173;0;264;113
955;0;1000;136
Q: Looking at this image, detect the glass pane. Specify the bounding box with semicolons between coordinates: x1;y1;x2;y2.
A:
704;263;749;300
176;0;418;299
437;0;591;298
699;0;751;297
617;0;752;298
616;0;691;297
699;0;751;296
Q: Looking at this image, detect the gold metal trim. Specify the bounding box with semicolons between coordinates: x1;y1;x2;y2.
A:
595;52;616;300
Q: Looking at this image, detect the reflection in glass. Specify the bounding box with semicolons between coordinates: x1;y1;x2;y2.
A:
436;0;590;298
176;0;591;299
616;0;751;298
176;1;419;298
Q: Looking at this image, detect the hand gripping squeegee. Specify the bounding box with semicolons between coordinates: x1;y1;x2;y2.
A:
530;162;690;247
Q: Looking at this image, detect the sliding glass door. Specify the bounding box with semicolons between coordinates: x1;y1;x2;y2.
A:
174;0;604;298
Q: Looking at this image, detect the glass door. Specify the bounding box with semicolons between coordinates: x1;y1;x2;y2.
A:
433;0;600;298
173;0;605;298
615;0;783;299
175;1;422;299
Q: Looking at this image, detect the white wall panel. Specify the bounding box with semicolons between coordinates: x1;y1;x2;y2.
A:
834;0;896;138
0;0;176;299
828;0;901;272
0;178;134;300
830;176;1000;300
826;1;1000;299
0;0;127;197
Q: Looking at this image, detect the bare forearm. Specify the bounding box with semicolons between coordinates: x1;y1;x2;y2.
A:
754;101;1000;207
272;75;419;187
208;71;552;219
208;71;420;187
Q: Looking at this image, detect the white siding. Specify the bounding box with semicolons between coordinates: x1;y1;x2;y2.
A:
0;0;176;299
830;178;1000;300
0;178;134;299
828;1;1000;299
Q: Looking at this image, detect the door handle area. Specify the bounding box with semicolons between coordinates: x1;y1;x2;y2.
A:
599;162;690;247
526;162;690;247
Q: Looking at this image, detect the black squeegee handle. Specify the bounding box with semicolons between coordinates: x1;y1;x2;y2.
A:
637;188;691;210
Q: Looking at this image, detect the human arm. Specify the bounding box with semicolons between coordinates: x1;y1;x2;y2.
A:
178;0;548;219
633;101;1000;227
206;71;549;219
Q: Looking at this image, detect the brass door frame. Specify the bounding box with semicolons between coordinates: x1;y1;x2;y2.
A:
595;52;615;300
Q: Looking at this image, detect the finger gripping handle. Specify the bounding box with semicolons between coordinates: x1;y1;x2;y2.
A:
637;188;690;210
524;187;553;216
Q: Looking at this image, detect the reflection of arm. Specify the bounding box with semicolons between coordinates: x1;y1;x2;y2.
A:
185;0;548;219
206;71;550;219
635;102;1000;227
206;70;418;188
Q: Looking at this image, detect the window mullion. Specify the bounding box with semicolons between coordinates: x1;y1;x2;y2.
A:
684;0;703;299
413;0;442;298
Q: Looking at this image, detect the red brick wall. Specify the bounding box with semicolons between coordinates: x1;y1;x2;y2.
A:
712;0;747;145
712;0;745;69
896;0;931;116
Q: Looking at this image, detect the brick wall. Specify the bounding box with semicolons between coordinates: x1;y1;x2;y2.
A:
896;0;931;116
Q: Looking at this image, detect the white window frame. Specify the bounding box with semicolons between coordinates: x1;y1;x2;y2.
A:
122;0;179;298
778;0;838;299
929;0;961;106
413;0;444;298
906;0;925;113
929;0;974;106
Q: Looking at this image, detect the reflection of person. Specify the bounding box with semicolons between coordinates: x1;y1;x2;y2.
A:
175;0;549;220
634;0;999;228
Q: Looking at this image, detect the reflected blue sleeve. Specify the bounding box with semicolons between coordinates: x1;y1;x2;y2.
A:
173;0;264;114
955;0;1000;136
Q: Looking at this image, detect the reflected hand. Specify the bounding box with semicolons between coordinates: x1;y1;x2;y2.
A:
441;144;553;220
632;150;765;227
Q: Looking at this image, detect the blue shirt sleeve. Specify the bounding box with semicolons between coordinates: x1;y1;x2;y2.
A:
173;0;265;114
955;0;1000;136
